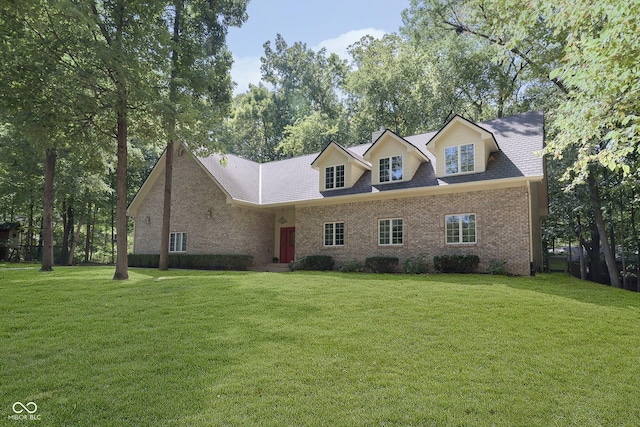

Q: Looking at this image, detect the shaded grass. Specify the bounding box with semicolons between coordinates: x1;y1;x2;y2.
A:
1;268;639;426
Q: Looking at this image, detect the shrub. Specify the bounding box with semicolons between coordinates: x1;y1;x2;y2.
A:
365;256;399;273
128;254;160;268
128;254;254;271
488;259;509;275
289;255;334;271
433;255;479;273
403;254;429;274
339;259;364;273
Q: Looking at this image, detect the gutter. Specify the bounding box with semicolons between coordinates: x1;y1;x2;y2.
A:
527;180;535;274
228;175;546;210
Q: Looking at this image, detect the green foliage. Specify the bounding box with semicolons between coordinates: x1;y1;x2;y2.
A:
289;255;335;271
223;84;282;162
278;111;341;156
541;0;640;180
255;34;349;157
365;256;399;273
346;34;439;139
433;255;480;274
128;253;253;270
338;259;364;273
405;0;640;182
488;259;509;276
403;254;430;274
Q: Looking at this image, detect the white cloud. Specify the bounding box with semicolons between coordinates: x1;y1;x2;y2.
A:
314;27;387;60
231;56;263;95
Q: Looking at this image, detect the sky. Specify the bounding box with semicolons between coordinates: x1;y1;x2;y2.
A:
226;0;411;94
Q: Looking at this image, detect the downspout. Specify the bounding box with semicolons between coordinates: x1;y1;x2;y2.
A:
259;164;263;205
526;180;535;275
131;216;136;254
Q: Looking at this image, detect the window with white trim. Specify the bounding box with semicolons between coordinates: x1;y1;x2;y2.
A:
379;155;403;182
325;165;345;189
446;214;476;244
445;143;475;175
169;232;187;252
324;222;345;246
379;218;403;245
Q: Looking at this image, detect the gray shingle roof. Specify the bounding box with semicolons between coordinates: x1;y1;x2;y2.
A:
196;110;544;206
311;141;371;169
197;152;261;204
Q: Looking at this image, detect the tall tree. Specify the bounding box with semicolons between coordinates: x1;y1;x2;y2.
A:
261;34;348;122
0;1;97;271
403;0;629;287
258;34;350;154
346;34;441;139
158;0;248;270
224;84;282;162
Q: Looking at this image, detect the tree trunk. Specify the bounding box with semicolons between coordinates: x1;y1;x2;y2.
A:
40;147;56;272
61;200;73;265
26;196;35;261
631;204;640;292
581;219;602;282
159;0;183;271
113;107;129;280
587;172;620;287
576;214;587;280
159;141;174;270
90;204;97;261
619;195;627;289
84;200;93;263
67;215;83;266
111;192;115;264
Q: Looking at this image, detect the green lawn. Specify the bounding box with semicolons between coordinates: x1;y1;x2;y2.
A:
1;267;639;426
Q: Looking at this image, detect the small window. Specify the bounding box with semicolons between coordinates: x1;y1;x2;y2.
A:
379;155;403;183
325;165;345;190
170;232;187;252
445;144;474;175
446;214;476;244
379;218;403;246
324;222;344;246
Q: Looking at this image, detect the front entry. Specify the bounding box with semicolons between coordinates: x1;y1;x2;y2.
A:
279;227;295;263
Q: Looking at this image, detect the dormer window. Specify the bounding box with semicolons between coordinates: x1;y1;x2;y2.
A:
379;155;403;182
445;144;475;175
325;165;345;189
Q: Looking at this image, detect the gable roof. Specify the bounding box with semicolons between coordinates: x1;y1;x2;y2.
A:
311;141;371;170
425;114;499;154
130;110;545;212
363;129;429;163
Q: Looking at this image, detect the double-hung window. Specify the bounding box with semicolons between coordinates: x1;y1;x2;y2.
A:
445;144;474;175
379;218;403;246
325;165;345;189
446;214;476;244
379;155;403;182
169;232;187;252
324;222;345;246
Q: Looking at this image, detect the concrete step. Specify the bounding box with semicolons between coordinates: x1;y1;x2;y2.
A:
253;263;290;272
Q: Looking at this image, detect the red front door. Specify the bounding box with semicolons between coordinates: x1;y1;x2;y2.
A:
279;227;295;263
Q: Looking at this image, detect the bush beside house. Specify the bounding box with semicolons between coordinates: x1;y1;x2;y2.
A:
128;254;254;270
433;255;480;273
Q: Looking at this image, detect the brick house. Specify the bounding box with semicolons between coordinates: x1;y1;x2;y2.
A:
127;110;547;275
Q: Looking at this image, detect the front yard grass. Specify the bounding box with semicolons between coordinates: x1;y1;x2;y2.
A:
1;267;639;426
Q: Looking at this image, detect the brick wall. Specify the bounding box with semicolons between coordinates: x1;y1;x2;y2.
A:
132;151;274;265
133;150;537;274
296;186;532;275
